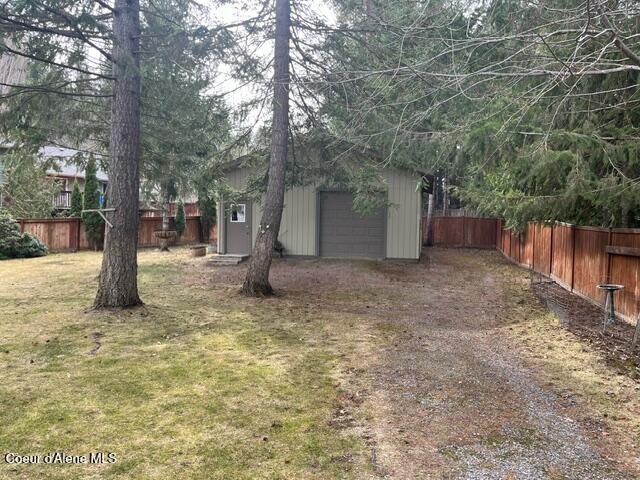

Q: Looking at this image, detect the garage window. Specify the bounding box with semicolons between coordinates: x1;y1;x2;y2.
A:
230;204;246;222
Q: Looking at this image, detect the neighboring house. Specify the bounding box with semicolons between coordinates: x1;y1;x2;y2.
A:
42;146;108;210
140;202;201;217
217;164;423;260
1;49;110;211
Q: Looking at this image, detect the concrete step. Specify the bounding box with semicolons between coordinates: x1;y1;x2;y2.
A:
208;254;248;266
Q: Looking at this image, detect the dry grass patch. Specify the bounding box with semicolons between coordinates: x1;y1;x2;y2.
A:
497;265;640;474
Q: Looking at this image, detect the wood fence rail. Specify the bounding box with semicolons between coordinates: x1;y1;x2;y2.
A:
427;215;640;323
19;216;216;253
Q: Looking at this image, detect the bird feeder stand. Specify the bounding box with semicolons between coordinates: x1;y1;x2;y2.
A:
597;284;624;334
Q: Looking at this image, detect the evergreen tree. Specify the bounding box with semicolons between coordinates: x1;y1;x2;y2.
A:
70;181;83;217
197;186;217;243
0;210;47;259
82;159;103;250
175;200;186;239
317;1;640;229
0;152;60;219
242;0;291;296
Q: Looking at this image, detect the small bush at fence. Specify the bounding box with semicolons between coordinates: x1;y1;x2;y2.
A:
175;201;186;239
70;181;83;217
82;159;104;250
0;211;48;259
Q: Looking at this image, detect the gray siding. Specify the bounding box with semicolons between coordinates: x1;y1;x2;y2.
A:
384;169;421;259
279;185;317;255
224;167;253;191
218;167;254;254
216;199;225;253
219;166;421;259
251;200;261;248
249;185;316;256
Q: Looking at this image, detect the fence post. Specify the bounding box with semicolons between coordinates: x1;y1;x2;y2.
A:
606;227;613;283
570;224;576;291
517;232;521;264
548;224;554;276
76;218;82;252
531;222;536;271
462;215;466;247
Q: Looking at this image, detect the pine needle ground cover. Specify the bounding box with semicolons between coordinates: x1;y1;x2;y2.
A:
0;250;376;479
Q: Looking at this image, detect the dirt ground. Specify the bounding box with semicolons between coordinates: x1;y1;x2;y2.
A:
205;248;640;479
532;279;640;377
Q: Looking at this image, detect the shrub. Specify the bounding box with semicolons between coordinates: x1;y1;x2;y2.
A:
82;159;104;250
197;188;216;242
0;211;48;259
70;181;83;217
175;200;186;239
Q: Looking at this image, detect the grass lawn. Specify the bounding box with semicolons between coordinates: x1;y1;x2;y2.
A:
0;249;376;479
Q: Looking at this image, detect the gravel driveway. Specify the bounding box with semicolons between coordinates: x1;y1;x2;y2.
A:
208;248;638;479
339;249;636;479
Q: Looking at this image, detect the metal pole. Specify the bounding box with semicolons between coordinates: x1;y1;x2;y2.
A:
603;291;612;334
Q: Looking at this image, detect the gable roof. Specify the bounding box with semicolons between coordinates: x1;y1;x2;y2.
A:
41;146;108;182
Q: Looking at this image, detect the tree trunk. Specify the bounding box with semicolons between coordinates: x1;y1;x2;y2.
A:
159;189;170;252
442;175;449;216
241;0;290;296
425;192;434;246
94;0;142;308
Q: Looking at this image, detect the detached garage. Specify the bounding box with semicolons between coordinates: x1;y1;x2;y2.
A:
217;165;423;260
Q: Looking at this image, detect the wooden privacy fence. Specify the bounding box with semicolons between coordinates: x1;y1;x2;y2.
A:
426;216;499;248
427;215;640;322
498;221;640;323
19;216;215;253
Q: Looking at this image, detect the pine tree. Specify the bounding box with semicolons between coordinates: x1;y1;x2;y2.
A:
1;0;233;306
82;159;104;250
175;200;186;239
242;0;291;296
70;181;83;217
197;187;216;243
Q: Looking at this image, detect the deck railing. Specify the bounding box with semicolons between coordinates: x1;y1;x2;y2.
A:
53;190;72;209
